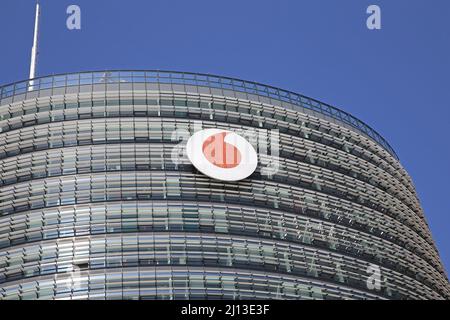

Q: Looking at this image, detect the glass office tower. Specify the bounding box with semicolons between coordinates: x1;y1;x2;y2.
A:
0;71;448;300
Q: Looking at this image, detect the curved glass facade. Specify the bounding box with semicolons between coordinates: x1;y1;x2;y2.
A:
0;70;448;300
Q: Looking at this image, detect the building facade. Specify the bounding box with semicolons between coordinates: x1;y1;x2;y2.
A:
0;70;448;299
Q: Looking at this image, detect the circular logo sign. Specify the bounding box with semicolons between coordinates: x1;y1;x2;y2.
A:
186;129;258;181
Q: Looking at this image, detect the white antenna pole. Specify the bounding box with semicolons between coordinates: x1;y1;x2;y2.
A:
29;1;40;91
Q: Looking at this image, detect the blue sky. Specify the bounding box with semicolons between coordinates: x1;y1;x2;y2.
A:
0;0;449;274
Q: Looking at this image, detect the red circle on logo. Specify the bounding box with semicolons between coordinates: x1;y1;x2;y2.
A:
202;132;242;169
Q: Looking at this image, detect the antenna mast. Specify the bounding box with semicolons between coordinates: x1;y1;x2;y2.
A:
29;1;41;90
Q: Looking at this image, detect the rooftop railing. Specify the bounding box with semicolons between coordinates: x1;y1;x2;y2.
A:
0;70;398;159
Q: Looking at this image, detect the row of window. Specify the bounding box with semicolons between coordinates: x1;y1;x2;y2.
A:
0;93;407;185
0;142;421;224
0;164;431;246
0;116;427;234
1;78;396;157
0;233;443;299
0;112;417;206
0;128;421;213
0;201;444;293
0;177;434;268
0;111;414;201
0;267;386;300
0;174;425;251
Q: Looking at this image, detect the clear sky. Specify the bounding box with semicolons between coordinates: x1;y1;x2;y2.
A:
0;0;449;274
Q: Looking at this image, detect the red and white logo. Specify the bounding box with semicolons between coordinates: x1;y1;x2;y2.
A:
186;129;258;181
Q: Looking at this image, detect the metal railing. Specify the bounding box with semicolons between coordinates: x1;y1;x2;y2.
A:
0;70;398;159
